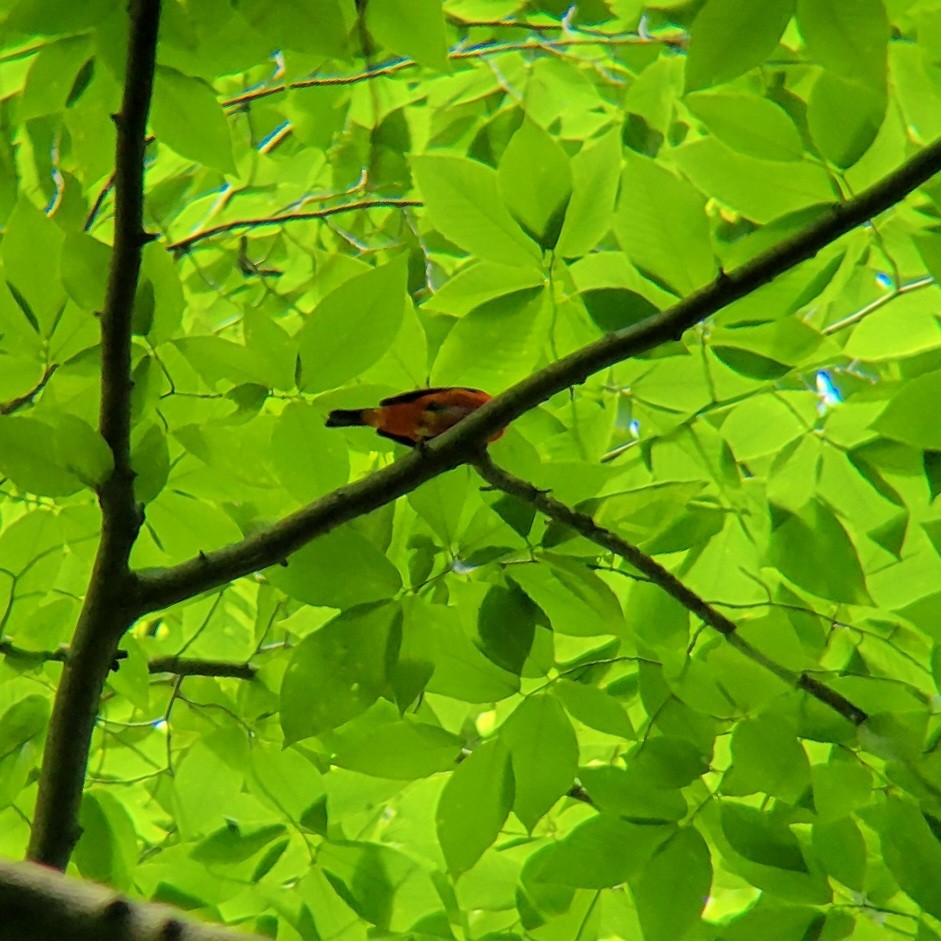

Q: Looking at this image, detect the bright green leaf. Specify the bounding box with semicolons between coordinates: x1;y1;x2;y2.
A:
150;66;235;173
436;738;513;877
297;258;407;392
501;693;578;830
412;154;542;268
280;604;400;743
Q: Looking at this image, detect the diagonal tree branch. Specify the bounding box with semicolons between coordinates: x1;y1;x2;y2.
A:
471;450;868;726
135;135;941;617
0;364;58;415
27;0;161;870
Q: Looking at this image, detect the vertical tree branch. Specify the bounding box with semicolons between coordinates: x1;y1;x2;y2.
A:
27;0;161;870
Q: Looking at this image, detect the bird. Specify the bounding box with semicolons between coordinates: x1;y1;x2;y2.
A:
325;387;503;446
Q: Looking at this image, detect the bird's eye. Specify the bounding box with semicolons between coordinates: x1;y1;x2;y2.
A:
425;401;449;412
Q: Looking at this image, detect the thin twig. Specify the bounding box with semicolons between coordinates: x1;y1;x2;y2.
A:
0;364;58;415
471;450;868;727
167;197;420;254
823;275;935;334
223;35;661;107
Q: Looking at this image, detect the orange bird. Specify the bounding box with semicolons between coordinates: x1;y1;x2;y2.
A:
325;387;502;447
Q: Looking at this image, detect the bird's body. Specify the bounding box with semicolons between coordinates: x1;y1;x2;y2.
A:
325;387;502;446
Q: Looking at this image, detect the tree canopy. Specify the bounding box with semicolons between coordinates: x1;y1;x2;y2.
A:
2;1;941;939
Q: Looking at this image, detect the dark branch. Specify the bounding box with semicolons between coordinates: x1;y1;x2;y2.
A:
0;639;69;665
471;451;868;727
166;198;421;254
0;364;58;415
27;0;161;870
0;859;264;941
148;656;256;680
135;136;941;618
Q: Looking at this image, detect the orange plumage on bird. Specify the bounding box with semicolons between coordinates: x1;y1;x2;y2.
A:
325;387;502;446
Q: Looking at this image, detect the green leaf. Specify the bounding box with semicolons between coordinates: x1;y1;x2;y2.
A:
191;821;286;864
811;816;866;890
1;198;66;334
367;0;449;72
150;66;235;173
318;840;444;934
243;309;295;391
411;154;542;268
673;137;833;224
615;151;716;296
173;335;271;388
0;695;49;753
721;803;808;871
139;242;184;343
501;693;578;830
874;371;941;448
242;0;351;57
280;604;400;743
810;760;871;823
580;286;658;333
437;738;513;877
403;596;520;704
59;233;111;311
54;414;113;487
272;402;349;504
8;0;112;33
0;417;83;497
843;290;941;362
530;815;672;888
332;718;461;779
577;766;687;822
553;679;635;738
879;795;941;919
797;0;889;91
508;556;626;637
628;737;710;790
250;744;326;825
477;583;537;674
129;424;165;505
685;0;796;91
19;36;93;119
558;129;622;257
498;120;572;249
721;716;812;803
720;899;821;941
265;525;402;609
66;57;95;108
686;91;805;161
431;286;549;390
806;71;885;168
630;828;712;941
297;258;407;392
769;501;871;605
73;790;136;890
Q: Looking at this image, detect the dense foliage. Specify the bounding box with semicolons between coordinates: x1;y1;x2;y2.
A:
2;0;941;938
